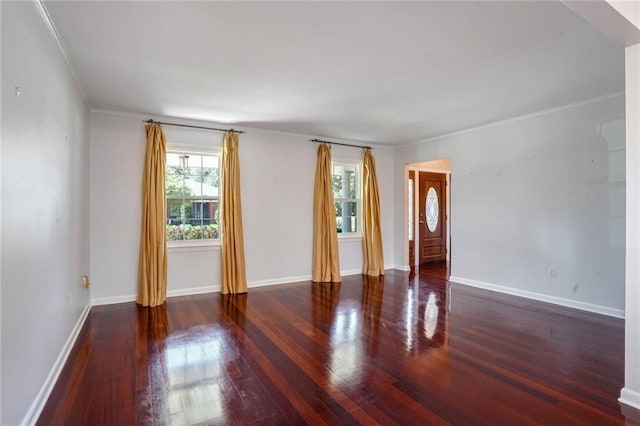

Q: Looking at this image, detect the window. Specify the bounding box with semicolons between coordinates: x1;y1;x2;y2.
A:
332;161;361;234
166;150;220;242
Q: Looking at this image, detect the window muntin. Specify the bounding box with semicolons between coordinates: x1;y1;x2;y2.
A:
166;151;220;241
332;162;361;234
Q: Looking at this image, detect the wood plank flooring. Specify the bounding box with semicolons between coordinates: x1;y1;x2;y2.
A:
38;265;640;425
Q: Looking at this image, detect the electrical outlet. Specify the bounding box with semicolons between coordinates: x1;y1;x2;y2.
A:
65;291;72;306
548;267;557;279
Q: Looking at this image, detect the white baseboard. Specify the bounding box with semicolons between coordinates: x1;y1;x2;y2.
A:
167;285;219;297
620;387;640;410
92;286;220;305
23;303;91;426
449;276;625;319
91;294;136;306
92;268;381;305
248;274;311;288
391;264;411;271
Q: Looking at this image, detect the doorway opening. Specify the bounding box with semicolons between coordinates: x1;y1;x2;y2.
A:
405;159;451;271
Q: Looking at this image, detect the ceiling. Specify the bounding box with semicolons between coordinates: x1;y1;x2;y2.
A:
44;1;624;146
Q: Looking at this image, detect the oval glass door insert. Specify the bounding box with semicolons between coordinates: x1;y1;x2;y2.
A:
426;187;439;232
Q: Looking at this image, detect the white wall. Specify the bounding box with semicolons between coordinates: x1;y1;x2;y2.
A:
394;94;626;315
1;2;91;425
89;111;394;303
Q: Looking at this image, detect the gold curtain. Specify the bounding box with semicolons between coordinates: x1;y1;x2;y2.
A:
221;132;247;294
137;124;168;307
362;149;384;276
312;144;341;282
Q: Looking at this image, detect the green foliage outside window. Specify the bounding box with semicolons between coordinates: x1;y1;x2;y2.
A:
165;153;220;241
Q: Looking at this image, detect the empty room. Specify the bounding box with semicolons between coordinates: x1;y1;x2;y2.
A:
2;1;640;425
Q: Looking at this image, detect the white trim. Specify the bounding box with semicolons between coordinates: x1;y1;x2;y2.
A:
91;108;166;120
338;234;362;241
167;242;221;253
167;286;218;298
332;157;362;167
91;287;224;305
90;94;625;150
33;0;89;108
90;108;393;149
22;304;91;426
449;276;625;319
619;388;640;410
407;166;452;266
91;268;390;305
248;275;312;288
408;165;451;175
398;91;625;148
248;269;361;288
167;146;221;157
91;294;136;306
392;264;412;272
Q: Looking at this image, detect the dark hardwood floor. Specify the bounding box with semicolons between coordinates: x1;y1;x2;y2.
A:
38;265;640;425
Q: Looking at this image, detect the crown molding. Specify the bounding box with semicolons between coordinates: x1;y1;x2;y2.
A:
90;108;395;149
398;91;625;149
33;0;89;108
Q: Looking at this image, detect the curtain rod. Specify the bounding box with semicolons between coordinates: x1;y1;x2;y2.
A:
310;138;371;150
143;119;245;134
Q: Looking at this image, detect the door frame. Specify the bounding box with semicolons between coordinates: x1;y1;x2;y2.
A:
405;163;451;268
417;171;447;264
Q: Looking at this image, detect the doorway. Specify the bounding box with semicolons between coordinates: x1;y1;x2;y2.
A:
418;171;447;264
406;159;451;269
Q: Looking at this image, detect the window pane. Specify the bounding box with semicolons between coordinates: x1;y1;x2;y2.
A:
166;197;218;241
335;200;358;233
187;170;202;183
167;153;182;168
202;155;218;168
332;174;343;198
201;168;219;196
332;164;358;200
346;166;358;199
166;152;220;241
167;198;184;225
166;166;189;197
332;162;360;234
184;177;204;197
166;223;219;241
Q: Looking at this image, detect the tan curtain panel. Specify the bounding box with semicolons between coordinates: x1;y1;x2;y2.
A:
362;149;384;276
312;144;341;282
221;132;248;294
137;124;168;307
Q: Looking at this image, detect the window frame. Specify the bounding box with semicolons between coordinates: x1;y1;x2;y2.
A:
331;158;362;239
165;144;222;249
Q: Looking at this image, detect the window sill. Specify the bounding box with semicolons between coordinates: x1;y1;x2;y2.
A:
167;240;221;253
338;233;362;241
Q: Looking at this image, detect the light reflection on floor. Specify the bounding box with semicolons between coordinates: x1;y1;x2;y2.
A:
164;336;228;425
329;301;363;387
143;270;450;425
41;264;635;424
